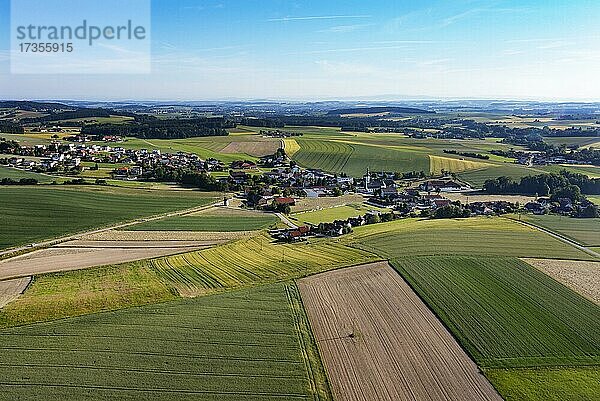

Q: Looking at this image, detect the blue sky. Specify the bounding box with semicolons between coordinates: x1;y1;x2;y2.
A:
1;0;599;101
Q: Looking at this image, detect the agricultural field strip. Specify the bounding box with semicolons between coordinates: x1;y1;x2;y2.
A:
521;258;600;305
517;215;600;247
298;262;502;401
0;189;221;257
0;284;317;399
0;277;31;308
390;256;600;369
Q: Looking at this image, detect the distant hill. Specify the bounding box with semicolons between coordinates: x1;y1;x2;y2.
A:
327;106;435;115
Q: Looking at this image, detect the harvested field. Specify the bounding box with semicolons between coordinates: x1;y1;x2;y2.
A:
298;262;502;401
0;243;212;280
293;194;364;213
81;230;250;242
221;140;281;157
523;258;600;304
429;155;491;175
0;277;31;308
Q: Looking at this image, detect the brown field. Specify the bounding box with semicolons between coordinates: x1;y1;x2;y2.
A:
298;262;502;401
523;258;600;304
0;242;212;280
221;140;281;157
81;229;250;242
0;277;31;308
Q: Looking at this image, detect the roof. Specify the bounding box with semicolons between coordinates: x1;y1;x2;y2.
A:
274;197;295;205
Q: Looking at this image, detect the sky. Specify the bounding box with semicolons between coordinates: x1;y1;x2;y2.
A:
0;0;599;101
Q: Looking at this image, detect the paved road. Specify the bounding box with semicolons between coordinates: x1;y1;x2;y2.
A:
0;200;222;259
508;217;600;259
276;212;298;229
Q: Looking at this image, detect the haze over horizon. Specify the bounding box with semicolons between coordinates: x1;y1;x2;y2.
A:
1;0;599;102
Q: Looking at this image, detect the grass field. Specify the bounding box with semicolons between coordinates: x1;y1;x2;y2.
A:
0;186;218;250
151;233;378;297
0;166;55;183
0;283;332;401
520;214;600;246
0;261;176;328
391;256;600;369
458;164;546;187
486;367;600;401
349;217;594;260
126;215;278;232
543;136;600;148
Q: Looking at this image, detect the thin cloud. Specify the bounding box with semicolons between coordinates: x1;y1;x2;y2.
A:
268;15;371;22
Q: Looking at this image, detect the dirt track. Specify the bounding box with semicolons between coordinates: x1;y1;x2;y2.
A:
524;258;600;305
0;277;31;308
298;262;502;401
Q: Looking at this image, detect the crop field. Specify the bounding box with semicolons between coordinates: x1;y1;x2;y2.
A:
125;215;278;232
0;166;55;183
0;283;331;401
520;214;600;246
283;138;301;156
0;261;176;328
0;186;218;250
543;136;600;148
221;140;281;157
0;277;30;308
150;233;378;297
523;259;600;304
348;217;593;260
541;164;600;178
429;155;491;175
292;194;364;213
485;367;600;401
458;164;545;187
292;139;430;177
298;262;502;401
390;256;600;369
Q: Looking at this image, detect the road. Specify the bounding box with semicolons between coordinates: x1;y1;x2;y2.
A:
0;200;222;259
275;212;298;229
508;217;600;259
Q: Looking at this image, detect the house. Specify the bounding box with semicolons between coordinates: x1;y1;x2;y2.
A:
231;160;257;170
420;179;469;192
273;197;296;207
229;171;249;184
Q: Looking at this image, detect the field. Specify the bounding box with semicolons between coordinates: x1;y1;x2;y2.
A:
523;258;600;304
292;139;430;177
390;256;600;368
0;261;176;328
543;136;600;148
150;233;377;297
126;215;278;232
520;214;600;246
0;186;218;250
0;241;213;281
349;217;593;260
0;283;331;401
429;155;491;175
292;194;364;213
0;277;30;308
458;164;545;187
0;166;55;183
485;367;600;401
298;262;501;401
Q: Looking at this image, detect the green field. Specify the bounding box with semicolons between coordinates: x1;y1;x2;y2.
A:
151;233;378;297
292;139;429;177
349;217;593;260
391;256;600;368
0;186;217;250
520;214;600;246
0;166;55;183
126;215;278;232
0;261;176;328
0;283;331;401
543;136;600;148
458;164;546;187
486;367;600;401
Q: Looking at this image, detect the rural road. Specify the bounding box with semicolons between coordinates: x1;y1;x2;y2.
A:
509;217;600;259
0;199;223;260
276;212;298;229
